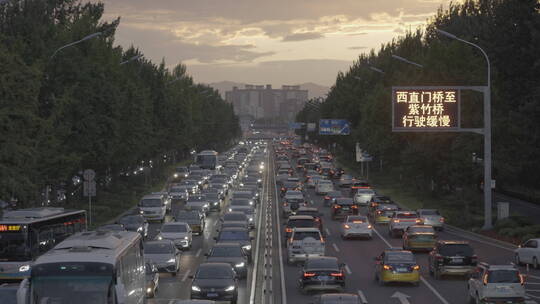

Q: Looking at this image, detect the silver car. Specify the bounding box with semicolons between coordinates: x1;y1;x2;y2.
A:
417;209;444;230
157;222;193;250
144;240;181;275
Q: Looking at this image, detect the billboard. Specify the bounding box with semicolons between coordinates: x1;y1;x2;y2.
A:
319;119;351;135
392;87;460;131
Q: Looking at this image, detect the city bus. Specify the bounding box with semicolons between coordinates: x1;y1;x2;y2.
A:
18;230;145;304
195;150;219;170
0;207;86;281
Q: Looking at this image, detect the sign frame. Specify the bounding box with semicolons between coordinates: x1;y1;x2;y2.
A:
391;86;469;132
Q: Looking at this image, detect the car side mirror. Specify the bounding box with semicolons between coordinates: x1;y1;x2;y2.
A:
156;229;160;232
188;275;194;279
204;253;209;257
250;237;254;241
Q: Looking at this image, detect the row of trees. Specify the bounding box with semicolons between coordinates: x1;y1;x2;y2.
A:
297;0;540;195
0;0;241;204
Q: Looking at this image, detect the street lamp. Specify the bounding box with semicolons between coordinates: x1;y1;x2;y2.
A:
369;66;385;74
50;31;103;58
120;54;143;65
436;28;493;229
391;55;424;68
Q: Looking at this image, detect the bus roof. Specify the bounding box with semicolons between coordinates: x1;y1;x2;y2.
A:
198;150;218;155
35;230;141;265
0;208;85;225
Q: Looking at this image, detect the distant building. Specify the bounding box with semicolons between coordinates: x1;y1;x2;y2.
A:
225;84;308;126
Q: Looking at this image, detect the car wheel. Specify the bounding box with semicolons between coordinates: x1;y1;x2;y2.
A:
514;254;522;266
231;295;238;304
534;257;539;269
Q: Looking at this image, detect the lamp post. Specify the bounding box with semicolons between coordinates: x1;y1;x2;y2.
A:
50;32;103;58
436;28;493;229
120;54;143;65
391;55;424;68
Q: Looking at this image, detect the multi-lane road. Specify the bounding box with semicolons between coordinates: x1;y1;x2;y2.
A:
143;143;540;304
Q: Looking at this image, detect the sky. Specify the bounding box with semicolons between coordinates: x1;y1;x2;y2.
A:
97;0;455;86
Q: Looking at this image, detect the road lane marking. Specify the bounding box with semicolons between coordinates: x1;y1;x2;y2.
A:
420;277;450;304
357;290;368;304
444;229;514;251
325;228;331;236
168;300;175;304
273;153;288;304
345;264;352;274
527;293;540;299
391;291;411;304
332;243;340;252
181;271;190;282
195;248;202;257
372;227;393;248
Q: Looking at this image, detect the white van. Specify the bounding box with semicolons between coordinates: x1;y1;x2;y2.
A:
287;228;325;264
139;194;167;222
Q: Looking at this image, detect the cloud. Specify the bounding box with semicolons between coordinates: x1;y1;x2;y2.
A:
282;32;324;42
348;46;368;50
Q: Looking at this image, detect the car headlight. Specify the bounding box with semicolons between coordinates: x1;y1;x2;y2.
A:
19;265;30;272
167;258;176;263
229;208;233;212
255;193;259;197
139;210;144;214
225;285;236;292
239;183;244;187
249;201;254;205
213;202;219;205
249;218;253;221
184;236;189;240
157;235;163;240
137;227;143;232
191;286;201;292
174;173;179;178
257;179;262;182
198;181;202;184
146;287;152;294
242;245;251;250
235;262;245;268
203;204;209;208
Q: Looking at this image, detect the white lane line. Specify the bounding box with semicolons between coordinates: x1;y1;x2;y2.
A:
195;248;202;257
325;228;331;236
332;243;340;252
357;290;368;304
181;271;190;282
345;264;352;275
444;229;514;251
375;227;450;304
168;300;175;304
274;153;288;304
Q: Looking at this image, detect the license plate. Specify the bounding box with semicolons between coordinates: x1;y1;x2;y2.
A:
207;293;218;297
342;207;349;210
397;267;407;272
452;258;463;263
318;276;330;281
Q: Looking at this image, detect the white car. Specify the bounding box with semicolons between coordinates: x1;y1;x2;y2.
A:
514;238;540;268
157;222;193;250
354;189;376;206
315;180;334;195
417;209;444;230
287;228;325;264
467;263;525;304
341;215;373;239
388;211;422;238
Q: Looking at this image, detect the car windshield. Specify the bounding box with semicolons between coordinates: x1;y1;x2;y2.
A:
0;231;32;261
196;266;233;279
223;214;246;221
385;252;415;263
169;187;185;192
292;231;321;241
306;259;338;270
439;244;474;256
161;224;187;233
0;287;17;304
288;219;315;228
219;231;249;241
140;198;162;207
397;213;418;219
286;192;303;199
144;243;174;254
336;199;353;205
210;247;243;257
409;226;435;233
231;200;251;206
31;262;113;304
488;270;521;283
341;175;353;180
421;210;440;216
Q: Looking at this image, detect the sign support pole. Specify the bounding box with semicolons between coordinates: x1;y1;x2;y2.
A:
483;85;492;229
89;196;92;227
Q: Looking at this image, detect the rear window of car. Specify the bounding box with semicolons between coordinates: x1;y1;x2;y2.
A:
487;270;520;283
385;252;415;263
396;213;418;219
223;213;247;221
439;244;474;256
288;219;315;228
292;231;321;241
420;210;440;216
306;258;338;270
336;199;353;205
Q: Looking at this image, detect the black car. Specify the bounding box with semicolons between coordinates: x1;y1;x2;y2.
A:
205;242;249;278
280;181;302;196
324;191;343;207
214;227;253;262
331;198;358;220
117;214;148;238
298;256;346;293
428;241;477;279
190;262;238;303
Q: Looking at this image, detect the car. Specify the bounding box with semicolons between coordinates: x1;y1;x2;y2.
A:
172;301;216;304
306;175;324;188
205;242;249;278
138;193;167;222
97;223;126;232
372;204;399;224
467;263;526;304
220;211;250;229
315;180;334;195
287;227;325;264
388;211;422;237
354;188;376;206
312;294;362;304
228;206;255;229
324;190;343;207
203;192;222;211
293;207;324;232
340;215;372;239
169;185;191;201
157;222;193;250
298;256;345;293
374;249;420;286
284;215;319;242
175;210;205;235
514;238;540;269
186;195;210;215
331;198;358;220
0;283;18;304
350;180;371;195
145;262;159;298
402;225;437;251
190;263;238;303
282;190;307;217
368;195;393;214
428;240;477;279
214;227;253;262
417;209;445;230
231;190;258;205
281;180;302;196
337;174;354;187
173;166;189;181
117;214;149;237
144;240;182;275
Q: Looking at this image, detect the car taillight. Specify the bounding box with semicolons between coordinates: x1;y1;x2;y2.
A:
352;205;358;209
324;196;330;200
439;217;445;223
330;272;343;277
314;218;320;222
344;224;351;229
411;265;420;271
303;272;316;277
285;228;292;233
435;254;444;261
383;265;392;270
415;219;422;223
393;219;400;223
377;210;382;214
283;202;288;206
333;205;341;209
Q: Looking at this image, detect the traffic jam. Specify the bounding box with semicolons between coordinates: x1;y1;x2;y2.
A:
273;140;540;304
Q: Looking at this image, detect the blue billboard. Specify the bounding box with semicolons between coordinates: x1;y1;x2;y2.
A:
319;119;351;135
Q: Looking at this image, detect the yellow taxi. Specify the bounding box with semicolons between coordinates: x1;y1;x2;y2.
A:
402;225;437;251
374;249;420;286
373;204;399;224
